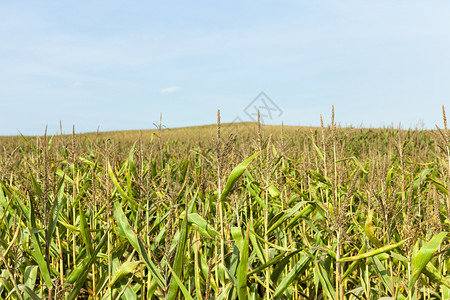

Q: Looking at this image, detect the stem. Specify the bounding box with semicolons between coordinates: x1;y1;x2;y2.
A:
336;232;343;300
216;110;225;291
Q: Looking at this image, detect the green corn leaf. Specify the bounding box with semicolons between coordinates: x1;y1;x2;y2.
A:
109;252;137;299
23;266;38;300
187;213;219;238
56;168;73;184
231;227;245;252
30;233;51;288
28;193;52;289
193;241;204;300
113;201;165;290
199;251;218;293
66;256;89;284
249;250;301;277
219;151;261;202
126;170;133;199
28;170;42;201
248;220;266;264
370;255;393;294
247;182;267;210
342;243;367;280
390;251;408;264
19;131;37;153
270;250;304;283
78;156;98;168
268;184;280;198
216;283;233;300
167;264;194;300
79;203;92;256
68;228;109;300
222;262;238;288
384;249;450;289
268;201;309;233
17;284;41;300
109;163;132;201
308;169;330;185
273;251;313;298
167;198;190;300
338;239;407;262
12;193;30;225
409;232;448;290
110;261;142;286
0;183;17;218
311;139;325;162
412;240;419;264
47;177;65;253
443;285;450;300
351;156;368;174
116;282;138;300
365;252;390;265
58;220;80;232
364;210;383;248
285;203;316;230
229;244;240;279
250;229;295;252
428;177;448;195
315;260;335;300
0;274;13;294
231;227;250;300
150;156;157;178
423;262;450;288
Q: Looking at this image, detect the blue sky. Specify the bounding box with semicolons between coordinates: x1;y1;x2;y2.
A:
1;1;450;135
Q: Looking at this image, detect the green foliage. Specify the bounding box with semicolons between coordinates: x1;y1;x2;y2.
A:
0;123;450;299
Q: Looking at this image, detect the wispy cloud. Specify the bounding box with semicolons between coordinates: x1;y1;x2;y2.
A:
71;81;83;88
160;86;181;94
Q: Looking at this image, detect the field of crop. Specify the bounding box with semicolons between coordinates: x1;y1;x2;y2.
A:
2;109;450;299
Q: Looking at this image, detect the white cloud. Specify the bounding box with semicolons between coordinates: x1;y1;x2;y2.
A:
71;81;83;88
160;86;181;94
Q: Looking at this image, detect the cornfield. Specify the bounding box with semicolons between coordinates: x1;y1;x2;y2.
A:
1;108;450;299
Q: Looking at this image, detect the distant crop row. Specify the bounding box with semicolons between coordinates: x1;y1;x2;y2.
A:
1;109;450;299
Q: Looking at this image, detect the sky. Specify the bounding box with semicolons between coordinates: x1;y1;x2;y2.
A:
1;1;450;135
